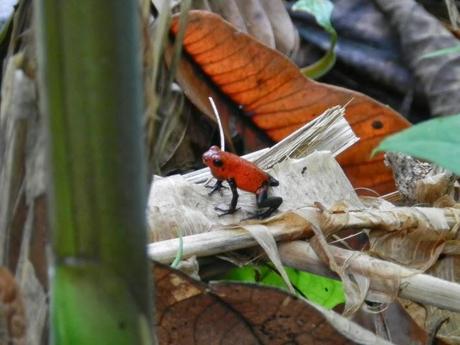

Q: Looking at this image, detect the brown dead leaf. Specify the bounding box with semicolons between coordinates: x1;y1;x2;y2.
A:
210;282;352;345
154;262;394;345
155;262;258;345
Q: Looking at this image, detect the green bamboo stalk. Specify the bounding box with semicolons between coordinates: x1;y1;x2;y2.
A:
35;1;154;344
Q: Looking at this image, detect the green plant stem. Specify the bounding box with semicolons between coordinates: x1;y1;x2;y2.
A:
36;1;154;344
170;227;184;269
300;32;337;79
293;0;337;79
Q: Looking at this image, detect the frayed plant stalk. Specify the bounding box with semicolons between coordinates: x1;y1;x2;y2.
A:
148;206;460;262
185;104;357;184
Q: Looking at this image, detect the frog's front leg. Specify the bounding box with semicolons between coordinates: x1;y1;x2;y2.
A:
214;178;240;216
207;179;224;195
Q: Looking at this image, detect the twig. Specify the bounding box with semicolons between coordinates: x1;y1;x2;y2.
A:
148;218;308;264
149;207;460;263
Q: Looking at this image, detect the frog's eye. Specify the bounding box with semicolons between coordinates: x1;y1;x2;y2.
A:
213;158;223;167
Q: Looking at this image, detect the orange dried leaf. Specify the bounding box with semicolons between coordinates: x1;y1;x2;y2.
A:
170;11;411;194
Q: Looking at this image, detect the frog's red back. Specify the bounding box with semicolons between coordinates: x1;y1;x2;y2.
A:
203;147;269;193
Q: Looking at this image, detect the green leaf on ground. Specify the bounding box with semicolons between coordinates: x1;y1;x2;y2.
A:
292;0;337;79
222;265;345;309
374;114;460;174
224;266;257;282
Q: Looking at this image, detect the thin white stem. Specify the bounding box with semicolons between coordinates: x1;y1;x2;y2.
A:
208;96;225;151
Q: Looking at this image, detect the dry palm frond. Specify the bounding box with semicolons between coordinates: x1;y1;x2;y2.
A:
185;104;358;184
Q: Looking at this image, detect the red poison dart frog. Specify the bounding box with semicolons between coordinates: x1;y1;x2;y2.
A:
202;146;282;218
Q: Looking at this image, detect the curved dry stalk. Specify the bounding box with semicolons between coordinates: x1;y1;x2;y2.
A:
279;240;460;313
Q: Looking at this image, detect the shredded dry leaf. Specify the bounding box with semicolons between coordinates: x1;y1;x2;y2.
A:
238;223;295;294
295;207;370;316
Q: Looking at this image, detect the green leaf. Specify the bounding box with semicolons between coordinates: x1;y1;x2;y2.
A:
291;269;344;309
421;45;460;59
224;266;257;282
374;114;460;174
222;265;345;309
170;226;184;268
292;0;334;32
258;266;294;289
292;0;337;79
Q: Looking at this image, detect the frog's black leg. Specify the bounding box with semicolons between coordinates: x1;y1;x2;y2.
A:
268;174;279;187
214;178;240;216
254;184;282;219
207;179;224;195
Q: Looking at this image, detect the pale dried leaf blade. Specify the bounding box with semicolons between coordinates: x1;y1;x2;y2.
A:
148;151;361;241
253;105;357;169
148;104;357;241
368;207;454;271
